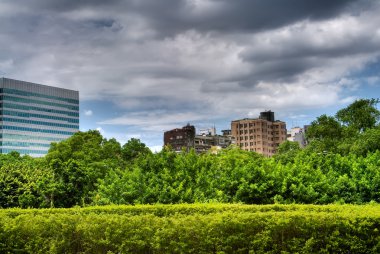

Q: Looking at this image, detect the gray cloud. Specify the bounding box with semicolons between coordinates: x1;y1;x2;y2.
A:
1;0;365;36
137;0;361;35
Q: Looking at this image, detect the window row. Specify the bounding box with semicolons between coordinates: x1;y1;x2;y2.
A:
1;103;79;117
1;95;79;111
238;123;286;129
0;88;78;104
238;134;285;139
0;125;76;135
0;117;79;129
0;133;64;142
237;128;286;135
0;141;51;148
239;136;275;141
2;110;79;123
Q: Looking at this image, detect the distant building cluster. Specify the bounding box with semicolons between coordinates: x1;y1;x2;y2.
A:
163;124;235;153
164;111;289;156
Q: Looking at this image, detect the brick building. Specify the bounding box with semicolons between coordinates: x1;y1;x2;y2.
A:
163;124;195;152
231;111;287;156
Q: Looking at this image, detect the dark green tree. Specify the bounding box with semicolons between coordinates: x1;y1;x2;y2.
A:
349;127;380;156
306;115;343;141
274;141;301;164
336;98;380;133
44;130;123;207
121;138;152;162
306;115;343;153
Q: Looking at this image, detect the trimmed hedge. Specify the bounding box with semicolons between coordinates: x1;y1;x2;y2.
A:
1;204;380;253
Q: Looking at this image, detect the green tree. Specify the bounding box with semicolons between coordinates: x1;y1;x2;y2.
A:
336;98;380;133
349;127;380;156
274;141;301;164
43;130;123;207
306;115;343;141
121;138;152;162
0;154;46;208
306;115;343;153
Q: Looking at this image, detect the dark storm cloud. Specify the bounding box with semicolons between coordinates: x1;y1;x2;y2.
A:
133;0;362;35
240;59;314;86
27;0;124;12
6;0;365;36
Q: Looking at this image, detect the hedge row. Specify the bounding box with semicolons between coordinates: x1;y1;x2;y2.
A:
1;204;380;253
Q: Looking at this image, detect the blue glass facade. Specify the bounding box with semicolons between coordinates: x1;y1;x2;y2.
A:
0;78;79;157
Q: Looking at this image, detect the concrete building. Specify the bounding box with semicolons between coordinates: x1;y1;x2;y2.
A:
231;111;287;156
287;126;308;148
194;133;235;153
163;124;195;152
0;77;79;157
163;125;234;153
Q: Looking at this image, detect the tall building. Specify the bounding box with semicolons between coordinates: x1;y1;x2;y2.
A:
231;111;287;156
0;77;79;157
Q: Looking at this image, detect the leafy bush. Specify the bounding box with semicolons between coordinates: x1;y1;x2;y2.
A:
0;204;379;253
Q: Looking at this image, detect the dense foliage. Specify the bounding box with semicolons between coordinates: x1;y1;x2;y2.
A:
1;204;379;253
0;99;380;208
306;98;380;155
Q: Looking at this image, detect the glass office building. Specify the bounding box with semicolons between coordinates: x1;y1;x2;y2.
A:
0;77;79;157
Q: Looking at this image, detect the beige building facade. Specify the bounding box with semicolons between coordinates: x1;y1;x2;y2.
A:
231;112;287;156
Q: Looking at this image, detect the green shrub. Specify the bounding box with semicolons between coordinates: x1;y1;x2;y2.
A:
0;204;379;253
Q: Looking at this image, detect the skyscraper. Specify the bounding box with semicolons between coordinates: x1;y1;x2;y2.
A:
0;77;79;156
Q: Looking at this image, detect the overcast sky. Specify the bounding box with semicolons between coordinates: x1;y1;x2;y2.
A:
1;0;380;151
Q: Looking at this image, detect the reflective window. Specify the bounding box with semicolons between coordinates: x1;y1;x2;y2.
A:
1;110;79;123
0;95;79;111
0;125;76;135
0;88;79;104
0;117;78;129
1;103;79;117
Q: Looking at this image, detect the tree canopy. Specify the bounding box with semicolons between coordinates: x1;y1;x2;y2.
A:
306;98;380;154
336;98;380;133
